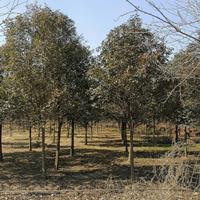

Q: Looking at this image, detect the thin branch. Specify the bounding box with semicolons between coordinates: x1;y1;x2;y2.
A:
125;0;200;43
163;63;200;104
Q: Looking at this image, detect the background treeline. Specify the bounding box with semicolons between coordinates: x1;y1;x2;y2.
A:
0;5;199;180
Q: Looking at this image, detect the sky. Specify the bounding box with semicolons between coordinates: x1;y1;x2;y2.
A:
30;0;154;51
0;0;187;53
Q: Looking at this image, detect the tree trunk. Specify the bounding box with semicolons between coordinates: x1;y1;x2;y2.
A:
85;123;88;145
121;120;128;153
96;123;99;135
129;119;134;182
0;124;3;161
38;127;41;141
49;122;52;136
70;119;75;156
121;120;125;144
184;126;188;157
29;126;32;152
175;124;179;143
153;116;156;141
90;122;93;141
41;127;46;179
67;123;70;138
52;122;56;144
144;123;147;135
118;120;121;137
55;120;63;170
124;125;128;154
9;123;12;137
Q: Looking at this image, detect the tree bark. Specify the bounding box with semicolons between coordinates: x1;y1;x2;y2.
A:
29;126;32;152
70;119;75;156
85;123;88;145
41;127;46;179
0;124;3;161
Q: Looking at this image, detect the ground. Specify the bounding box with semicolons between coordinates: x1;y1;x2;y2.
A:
0;123;200;199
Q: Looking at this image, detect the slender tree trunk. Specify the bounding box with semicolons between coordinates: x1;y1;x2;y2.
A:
49;122;52;136
38;127;41;141
129;118;134;182
121;120;128;153
175;124;179;143
121;120;125;144
85;123;88;145
0;124;3;161
52;122;56;144
96;123;99;135
124;123;128;154
184;126;188;157
29;126;32;152
153;116;156;139
55;120;63;170
67;123;70;138
90;122;93;141
9;122;12;137
144;123;147;135
70;119;75;156
118;120;121;137
41;127;46;179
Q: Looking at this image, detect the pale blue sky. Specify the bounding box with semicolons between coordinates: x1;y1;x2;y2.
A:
32;0;154;51
1;0;185;53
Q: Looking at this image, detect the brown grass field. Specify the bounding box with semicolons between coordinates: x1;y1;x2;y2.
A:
1;123;200;199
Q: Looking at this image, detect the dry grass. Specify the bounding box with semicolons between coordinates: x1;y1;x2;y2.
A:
1;123;200;199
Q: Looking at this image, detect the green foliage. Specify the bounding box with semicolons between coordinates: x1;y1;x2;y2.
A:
2;4;92;125
94;16;169;125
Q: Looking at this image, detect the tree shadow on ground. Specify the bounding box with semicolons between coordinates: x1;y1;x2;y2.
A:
1;134;198;191
0;147;161;190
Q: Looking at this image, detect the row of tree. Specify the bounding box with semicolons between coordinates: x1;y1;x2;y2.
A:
0;5;199;180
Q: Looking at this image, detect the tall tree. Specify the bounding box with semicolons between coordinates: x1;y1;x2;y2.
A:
2;4;92;171
97;16;168;181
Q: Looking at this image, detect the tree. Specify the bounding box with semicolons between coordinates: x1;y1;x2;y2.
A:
0;0;28;162
2;5;62;178
97;16;168;181
2;4;92;171
0;51;6;161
